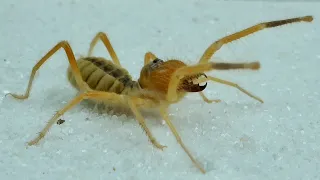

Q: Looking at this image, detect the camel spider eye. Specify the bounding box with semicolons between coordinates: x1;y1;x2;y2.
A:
149;58;164;70
152;58;163;64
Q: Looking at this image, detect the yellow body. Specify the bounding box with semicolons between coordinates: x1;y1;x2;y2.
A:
67;57;140;95
67;57;205;113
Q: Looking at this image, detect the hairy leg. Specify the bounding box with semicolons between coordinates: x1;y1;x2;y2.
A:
167;61;260;101
6;41;89;100
87;32;121;66
27;91;125;145
144;51;157;65
159;107;206;174
198;16;313;64
128;97;167;150
197;76;263;103
27;92;86;146
27;90;165;150
199;92;221;103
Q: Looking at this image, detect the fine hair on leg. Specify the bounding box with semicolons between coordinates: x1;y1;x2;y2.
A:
27;91;165;150
167;61;261;101
198;16;313;64
6;41;89;100
87;32;121;66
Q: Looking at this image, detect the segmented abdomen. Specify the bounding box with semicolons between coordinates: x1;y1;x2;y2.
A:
67;57;139;94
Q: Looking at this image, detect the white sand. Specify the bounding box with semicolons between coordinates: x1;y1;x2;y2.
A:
1;0;319;179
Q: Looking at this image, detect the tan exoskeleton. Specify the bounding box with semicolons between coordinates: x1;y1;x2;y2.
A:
6;15;313;173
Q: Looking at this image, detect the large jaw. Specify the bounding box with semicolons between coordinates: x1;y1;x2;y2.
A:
138;59;207;95
179;73;207;92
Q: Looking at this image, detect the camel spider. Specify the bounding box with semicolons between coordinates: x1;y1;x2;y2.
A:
6;15;313;173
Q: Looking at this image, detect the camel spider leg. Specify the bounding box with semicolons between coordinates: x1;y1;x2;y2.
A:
197;75;263;103
6;41;90;100
159;106;206;173
167;61;261;101
166;15;313;102
198;16;313;64
198;92;221;104
27;90;166;150
128;97;167;150
87;32;121;66
6;40;165;150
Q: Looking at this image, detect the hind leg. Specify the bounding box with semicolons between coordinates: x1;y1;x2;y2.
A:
27;90;166;150
27;91;120;146
6;41;90;100
87;32;121;66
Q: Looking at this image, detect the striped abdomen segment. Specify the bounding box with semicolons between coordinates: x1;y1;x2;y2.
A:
67;57;139;94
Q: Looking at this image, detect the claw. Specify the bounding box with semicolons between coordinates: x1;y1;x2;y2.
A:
181;73;208;92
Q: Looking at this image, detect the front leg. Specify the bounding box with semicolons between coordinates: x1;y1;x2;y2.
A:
128;97;167;150
167;61;260;102
159;106;206;174
197;76;263;103
198;16;313;64
199;92;221;103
